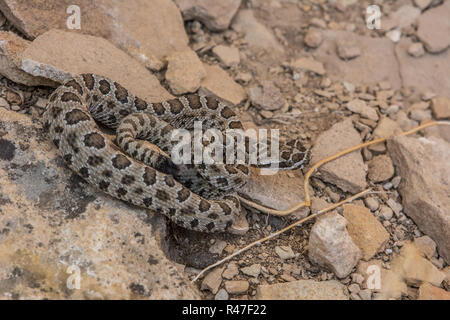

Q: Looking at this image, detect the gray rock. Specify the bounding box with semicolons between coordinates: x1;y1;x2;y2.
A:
240;264;261;278
175;0;241;31
417;1;450;53
388;135;450;264
232;10;284;53
364;197;379;211
314;30;401;89
215;288;229;300
248;81;286;111
308;212;361;278
310;118;367;193
275;246;296;260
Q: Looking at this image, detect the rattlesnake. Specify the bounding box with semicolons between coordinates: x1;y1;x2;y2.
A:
43;74;310;233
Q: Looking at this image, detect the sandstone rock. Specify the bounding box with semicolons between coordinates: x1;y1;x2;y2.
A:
165;50;206;94
0;31;56;86
431;97;450;120
414;236;437;259
201;266;224;294
275;246;296;260
379;205;394;220
396;38;450;98
418;282;450;300
373;117;402;138
175;0;241;31
310;118;367;193
290;57;325;75
337;43;361;60
394;243;446;287
343;204;390;261
346;99;379;121
209;240;227;255
212;45;240;67
240;264;261;278
255;280;348;300
414;0;432;10
407;42;425;58
367;155;395;183
383;5;421;31
20;29;172;102
410;109;432;122
199;64;246;106
364;197;379;211
0;109;199;299
417;1;450;53
224;280;249;294
0;0;190;70
314;30;401;89
222;262;239;280
304;27;323;48
238;167;309;220
231;10;284;53
386;29;401;43
388;135;450;264
308;212;361;278
248;81;285;111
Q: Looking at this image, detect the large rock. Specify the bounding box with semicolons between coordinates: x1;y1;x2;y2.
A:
20;29;172;102
418;282;450;300
417;1;450;53
0;109;199;299
0;31;56;87
165;50;206;94
314;30;401;89
387;135;450;264
199;64;246;106
255;279;348;300
343;204;390;261
0;0;190;69
231;9;284;53
308;212;361;278
310;118;367;193
395;38;450;98
174;0;241;31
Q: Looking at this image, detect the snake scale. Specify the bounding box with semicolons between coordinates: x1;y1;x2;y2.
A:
43;74;310;233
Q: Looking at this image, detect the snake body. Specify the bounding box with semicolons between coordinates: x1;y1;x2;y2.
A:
43;74;309;232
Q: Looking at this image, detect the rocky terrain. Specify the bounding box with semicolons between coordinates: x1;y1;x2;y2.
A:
0;0;449;300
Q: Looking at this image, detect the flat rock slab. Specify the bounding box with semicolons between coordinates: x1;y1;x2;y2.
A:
314;30;401;89
0;109;199;299
255;279;348;300
310;118;367;193
343;204;389;261
387;135;450;264
0;31;56;86
20;29;173;103
199;64;246;106
395;38;450;98
175;0;241;31
417;0;450;53
231;9;284;53
238;167;309;220
0;0;190;69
